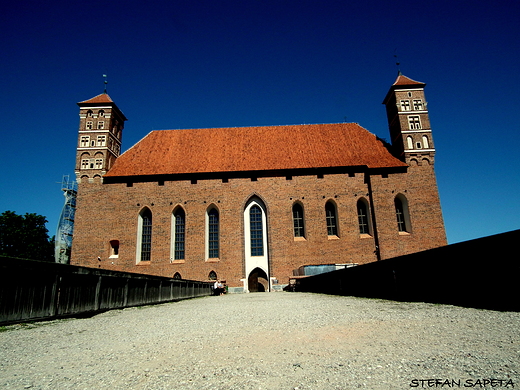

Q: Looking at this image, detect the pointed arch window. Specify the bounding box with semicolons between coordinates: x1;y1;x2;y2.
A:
138;208;152;262
395;195;411;233
208;271;217;281
250;205;264;256
325;201;338;237
357;198;371;235
173;208;186;260
207;207;219;259
292;203;305;238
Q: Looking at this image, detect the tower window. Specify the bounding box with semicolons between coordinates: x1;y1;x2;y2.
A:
97;135;106;146
407;136;414;150
80;136;90;147
400;100;411;111
325;201;338;236
87;110;93;117
250;205;264;256
98;110;105;117
97;121;105;130
413;99;424;110
174;209;186;260
81;159;90;169
86;121;93;130
408;116;421;130
422;135;430;149
292;203;305;238
95;159;103;169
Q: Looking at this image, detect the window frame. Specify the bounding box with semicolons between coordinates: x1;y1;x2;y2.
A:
325;201;339;237
206;207;220;259
292;203;305;239
394;195;412;233
249;205;264;256
136;208;152;263
172;208;186;261
357;198;372;235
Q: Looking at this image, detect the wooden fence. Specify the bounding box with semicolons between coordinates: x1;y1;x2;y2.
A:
0;257;212;325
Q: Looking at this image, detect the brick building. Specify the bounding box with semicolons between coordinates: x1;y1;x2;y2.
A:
70;73;446;292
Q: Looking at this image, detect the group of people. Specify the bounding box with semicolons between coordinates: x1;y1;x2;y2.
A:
213;280;226;296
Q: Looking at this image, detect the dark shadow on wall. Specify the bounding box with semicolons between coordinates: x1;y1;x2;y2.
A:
294;229;520;312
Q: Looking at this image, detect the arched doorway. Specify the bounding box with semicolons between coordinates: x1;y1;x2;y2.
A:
243;196;270;292
248;267;269;292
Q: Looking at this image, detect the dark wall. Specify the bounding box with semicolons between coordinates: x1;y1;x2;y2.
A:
0;257;212;325
295;230;520;311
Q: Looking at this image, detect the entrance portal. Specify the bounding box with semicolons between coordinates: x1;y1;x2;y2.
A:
248;268;269;292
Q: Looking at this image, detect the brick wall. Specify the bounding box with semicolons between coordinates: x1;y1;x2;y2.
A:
71;164;446;288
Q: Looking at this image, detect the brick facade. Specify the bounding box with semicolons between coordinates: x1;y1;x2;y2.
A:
70;74;447;291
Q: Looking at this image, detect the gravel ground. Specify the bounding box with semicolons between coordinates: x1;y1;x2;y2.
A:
1;292;519;390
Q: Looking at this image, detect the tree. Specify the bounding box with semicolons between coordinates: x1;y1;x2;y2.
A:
0;210;55;262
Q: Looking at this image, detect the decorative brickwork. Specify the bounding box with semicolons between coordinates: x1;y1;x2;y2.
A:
70;75;447;291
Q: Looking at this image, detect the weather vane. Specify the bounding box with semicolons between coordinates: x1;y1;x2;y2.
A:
103;74;108;93
394;49;402;75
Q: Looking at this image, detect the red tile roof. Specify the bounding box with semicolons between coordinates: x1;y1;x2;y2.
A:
104;123;406;178
392;74;425;87
78;93;114;105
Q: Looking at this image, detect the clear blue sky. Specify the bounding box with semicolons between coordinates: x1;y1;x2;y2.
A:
1;0;519;244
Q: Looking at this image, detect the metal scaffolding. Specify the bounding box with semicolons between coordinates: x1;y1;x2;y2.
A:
55;175;77;264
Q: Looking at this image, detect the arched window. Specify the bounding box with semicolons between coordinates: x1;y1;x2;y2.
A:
173;272;182;280
422;135;430;149
357;198;371;235
395;195;411;233
407;136;414;150
208;271;217;281
137;208;152;262
325;201;338;236
250;205;264;256
173;208;186;260
292;203;305;238
207;207;219;258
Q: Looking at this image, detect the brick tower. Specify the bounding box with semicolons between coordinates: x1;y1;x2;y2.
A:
382;73;436;166
75;93;127;183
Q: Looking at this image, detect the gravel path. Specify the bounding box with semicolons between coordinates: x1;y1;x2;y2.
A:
1;292;518;390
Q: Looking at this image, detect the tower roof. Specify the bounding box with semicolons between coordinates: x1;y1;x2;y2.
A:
77;93;127;121
103;123;406;179
392;73;426;87
383;73;426;104
77;93;115;105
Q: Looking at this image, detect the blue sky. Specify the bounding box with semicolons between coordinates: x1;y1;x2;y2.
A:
1;0;519;244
